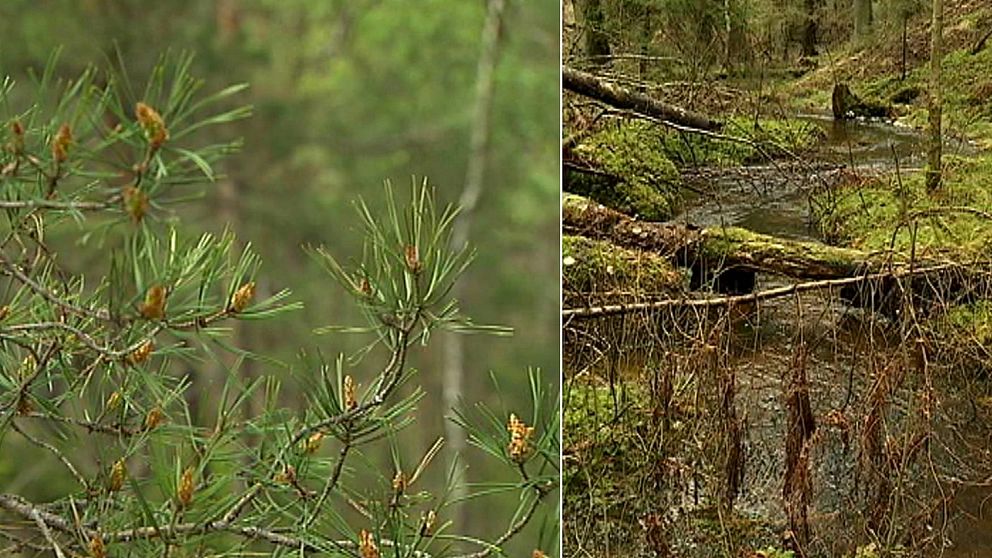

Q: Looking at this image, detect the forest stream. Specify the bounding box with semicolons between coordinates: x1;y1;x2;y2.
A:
672;116;991;557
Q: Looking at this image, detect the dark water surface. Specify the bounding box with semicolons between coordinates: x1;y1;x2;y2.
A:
673;115;992;557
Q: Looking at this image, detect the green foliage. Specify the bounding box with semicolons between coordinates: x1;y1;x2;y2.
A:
0;55;557;558
758;547;796;558
0;2;560;554
563;380;650;510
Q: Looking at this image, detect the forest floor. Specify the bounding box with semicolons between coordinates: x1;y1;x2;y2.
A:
564;2;992;557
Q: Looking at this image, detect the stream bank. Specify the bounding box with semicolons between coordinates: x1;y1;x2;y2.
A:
565;114;992;558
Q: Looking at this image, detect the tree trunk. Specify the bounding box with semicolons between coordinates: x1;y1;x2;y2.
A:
801;0;819;57
563;0;579;57
581;0;611;61
563;194;874;281
563;235;683;308
926;0;944;192
853;0;872;39
562;66;722;131
563;195;966;319
724;0;734;72
443;0;506;535
639;3;653;86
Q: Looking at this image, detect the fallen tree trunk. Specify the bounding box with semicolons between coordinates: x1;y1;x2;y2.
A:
562;264;956;319
563;66;722;131
563;194;991;318
563;193;875;281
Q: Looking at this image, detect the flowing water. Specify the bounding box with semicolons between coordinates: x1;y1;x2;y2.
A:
672;115;992;557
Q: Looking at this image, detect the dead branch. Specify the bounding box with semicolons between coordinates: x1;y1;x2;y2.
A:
563;66;722;131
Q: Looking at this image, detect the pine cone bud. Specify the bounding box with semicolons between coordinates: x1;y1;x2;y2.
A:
404;244;421;274
89;535;106;558
135;102;169;149
230;282;256;312
507;413;535;463
343;375;358;411
139;285;167;320
51;123;72;163
109;459;126;492
177;466;195;508
359;529;379;558
123;186;149;223
144;406;164;430
9;121;24;153
302;431;324;454
128;339;154;365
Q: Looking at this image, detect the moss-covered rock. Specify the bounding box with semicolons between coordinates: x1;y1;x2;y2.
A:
567;121;680;221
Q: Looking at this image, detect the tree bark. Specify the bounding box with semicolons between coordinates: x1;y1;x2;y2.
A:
563;194;883;281
580;0;612;61
926;0;944;191
724;0;747;72
563;195;971;319
562;66;722;131
854;0;872;39
443;0;506;534
832;83;892;119
801;0;819;57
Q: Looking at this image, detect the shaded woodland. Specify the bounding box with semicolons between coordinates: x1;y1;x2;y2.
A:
563;0;992;556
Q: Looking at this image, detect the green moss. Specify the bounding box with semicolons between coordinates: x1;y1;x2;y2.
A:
660;117;824;166
858;46;992;144
563;379;653;509
701;226;865;269
946;301;992;343
816;154;992;258
562;235;683;303
570;121;680;220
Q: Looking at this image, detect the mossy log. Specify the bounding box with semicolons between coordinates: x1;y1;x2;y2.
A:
563;194;882;282
562;235;684;307
563;66;722;131
563;195;978;317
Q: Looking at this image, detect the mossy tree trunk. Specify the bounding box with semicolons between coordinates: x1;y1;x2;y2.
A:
563;194;877;281
562;235;683;307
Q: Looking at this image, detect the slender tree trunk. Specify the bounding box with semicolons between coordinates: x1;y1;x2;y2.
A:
724;0;733;71
927;0;943;191
723;0;747;73
563;0;578;57
853;0;872;39
443;0;506;533
639;3;653;85
801;0;819;57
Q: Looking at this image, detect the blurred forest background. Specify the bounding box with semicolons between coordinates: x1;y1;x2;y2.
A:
0;0;559;553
